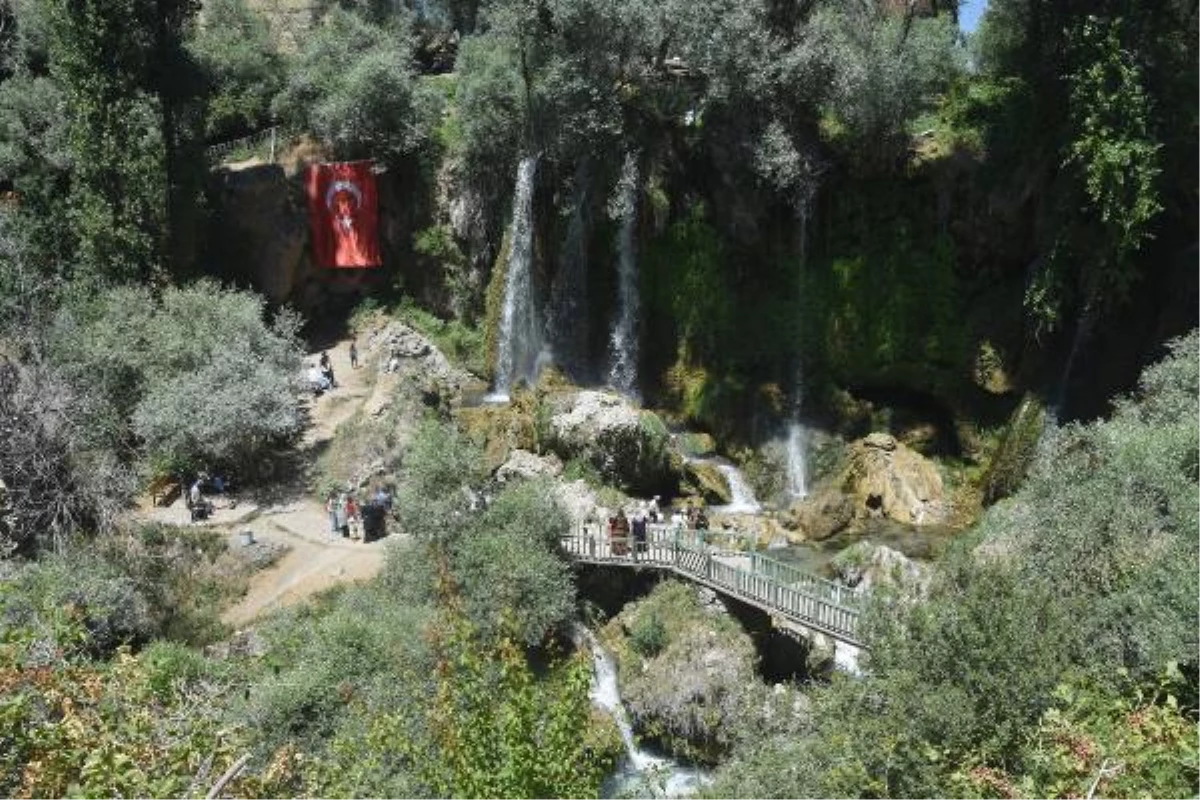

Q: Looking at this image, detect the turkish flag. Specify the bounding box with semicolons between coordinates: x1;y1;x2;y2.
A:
305;161;382;268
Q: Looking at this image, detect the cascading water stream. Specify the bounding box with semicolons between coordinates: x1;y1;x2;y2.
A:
607;152;641;401
573;625;709;798
715;463;761;514
785;198;812;498
491;155;544;401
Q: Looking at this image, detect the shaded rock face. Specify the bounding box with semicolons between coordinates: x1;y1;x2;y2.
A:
545;390;675;495
210;163;308;304
842;432;946;525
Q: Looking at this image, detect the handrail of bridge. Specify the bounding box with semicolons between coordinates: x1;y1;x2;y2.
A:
560;524;863;646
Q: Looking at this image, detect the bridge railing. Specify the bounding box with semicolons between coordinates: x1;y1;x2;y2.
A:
561;524;862;644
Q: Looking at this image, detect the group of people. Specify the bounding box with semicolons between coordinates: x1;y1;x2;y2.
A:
325;485;391;542
186;472;234;523
604;496;710;554
307;341;360;396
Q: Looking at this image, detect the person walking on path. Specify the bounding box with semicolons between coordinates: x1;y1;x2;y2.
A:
349;340;359;369
325;492;339;539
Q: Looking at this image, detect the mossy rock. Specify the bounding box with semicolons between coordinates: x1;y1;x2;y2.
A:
682;460;731;505
455;401;536;473
982;392;1046;504
677;431;717;458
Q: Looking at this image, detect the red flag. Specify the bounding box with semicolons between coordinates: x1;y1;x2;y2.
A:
305;161;382;268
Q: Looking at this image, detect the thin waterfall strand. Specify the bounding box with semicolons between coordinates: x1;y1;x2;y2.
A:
607;152;641;401
786;198;812;498
493;156;542;398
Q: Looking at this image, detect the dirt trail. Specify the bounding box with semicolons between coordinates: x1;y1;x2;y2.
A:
141;338;397;626
221;339;398;625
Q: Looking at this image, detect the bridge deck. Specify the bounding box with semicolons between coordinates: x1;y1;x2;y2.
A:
560;525;864;647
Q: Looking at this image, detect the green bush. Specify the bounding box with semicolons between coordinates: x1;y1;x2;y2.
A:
629;612;668;657
49;280;305;480
188;0;284;141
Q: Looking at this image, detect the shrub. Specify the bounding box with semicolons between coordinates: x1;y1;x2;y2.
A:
629;611;667;657
49;280;305;481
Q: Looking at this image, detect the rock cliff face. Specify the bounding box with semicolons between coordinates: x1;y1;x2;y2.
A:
786;431;947;541
209;162;309;304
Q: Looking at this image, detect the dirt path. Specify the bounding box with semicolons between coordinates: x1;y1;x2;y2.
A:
221;339;399;625
141;338;398;626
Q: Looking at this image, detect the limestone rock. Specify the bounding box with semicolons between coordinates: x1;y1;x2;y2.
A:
789;487;855;541
554;479;602;528
842;432;946;525
830;541;929;595
545;390;675;494
366;322;474;403
210;163;308;304
496;449;563;483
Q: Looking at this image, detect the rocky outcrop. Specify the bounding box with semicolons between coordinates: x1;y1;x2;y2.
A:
602;580;760;763
210;163;308;304
545;390;676;495
829;541;929;595
841;433;946;525
496;449;562;483
787;488;856;541
366;321;475;411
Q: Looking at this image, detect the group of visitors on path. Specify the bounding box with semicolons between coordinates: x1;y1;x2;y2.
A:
325;485;391;543
605;496;710;555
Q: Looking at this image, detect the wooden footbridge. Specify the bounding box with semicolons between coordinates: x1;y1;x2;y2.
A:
559;525;864;648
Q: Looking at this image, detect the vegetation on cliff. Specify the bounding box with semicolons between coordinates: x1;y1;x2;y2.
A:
0;0;1194;796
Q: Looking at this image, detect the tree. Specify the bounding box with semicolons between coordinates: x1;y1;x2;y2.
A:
272;7;442;163
48;281;305;480
40;0;202;285
188;0;284;141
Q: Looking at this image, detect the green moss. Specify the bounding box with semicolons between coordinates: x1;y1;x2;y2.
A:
983;392;1046;503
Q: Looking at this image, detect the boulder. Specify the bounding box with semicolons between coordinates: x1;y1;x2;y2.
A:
788;486;855;541
829;541;929;595
366;321;474;405
496;449;563;483
545;390;675;494
841;433;946;526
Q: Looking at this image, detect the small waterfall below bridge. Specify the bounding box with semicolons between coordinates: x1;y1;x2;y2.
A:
607;152;641;401
574;625;709;798
492;155;545;400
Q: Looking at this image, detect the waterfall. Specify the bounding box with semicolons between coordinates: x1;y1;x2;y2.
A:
573;625;709;798
715;463;761;514
607;152;641;401
785;422;808;499
785;198;812;499
546;163;591;382
492;156;545;400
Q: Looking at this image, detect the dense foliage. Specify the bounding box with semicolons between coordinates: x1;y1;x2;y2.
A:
706;332;1199;798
